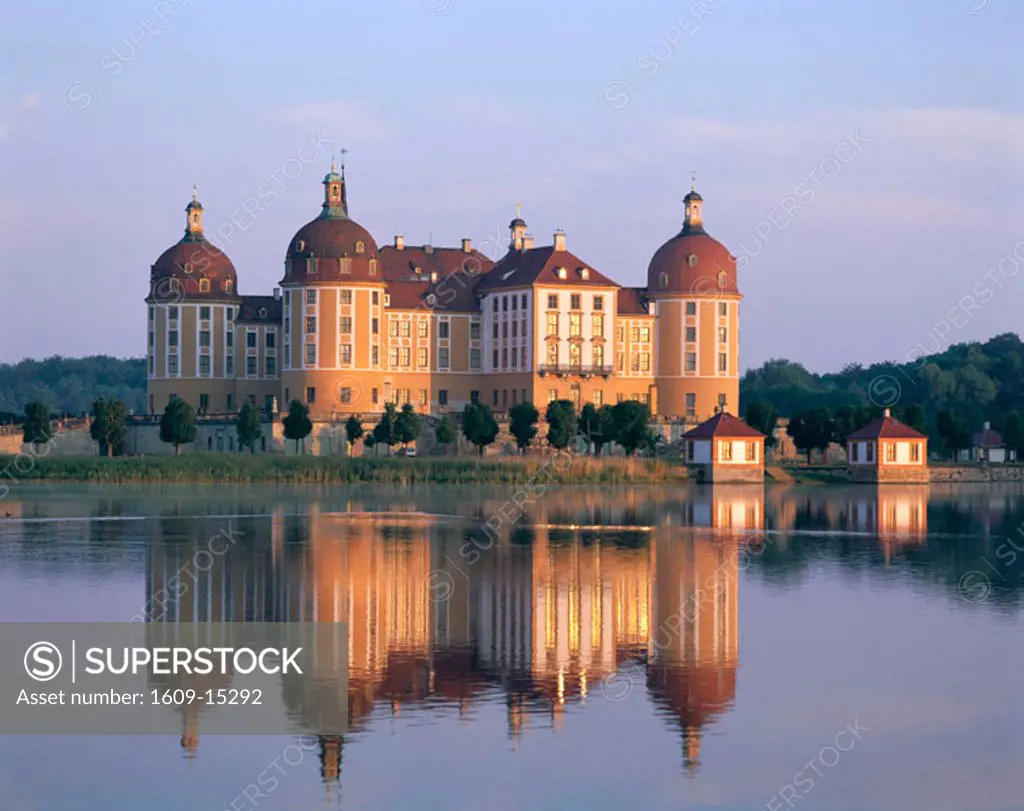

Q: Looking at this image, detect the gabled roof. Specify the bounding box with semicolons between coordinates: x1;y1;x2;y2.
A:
973;427;1004;448
682;412;764;439
617;287;651;316
846;413;926;440
475;246;618;293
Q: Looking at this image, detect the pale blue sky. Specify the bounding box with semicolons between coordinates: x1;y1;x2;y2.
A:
1;0;1021;370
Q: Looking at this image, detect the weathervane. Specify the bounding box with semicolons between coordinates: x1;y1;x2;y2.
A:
192;183;198;202
515;201;522;219
690;171;696;192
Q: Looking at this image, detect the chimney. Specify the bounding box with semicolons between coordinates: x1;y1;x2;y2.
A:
883;408;891;418
553;230;566;251
523;235;535;250
272;287;281;300
461;238;472;253
424;244;434;255
394;235;405;251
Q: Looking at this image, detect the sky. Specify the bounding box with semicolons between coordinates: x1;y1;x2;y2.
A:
1;0;1022;372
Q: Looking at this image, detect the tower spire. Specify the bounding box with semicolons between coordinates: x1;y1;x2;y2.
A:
320;154;348;220
682;176;704;234
184;184;204;240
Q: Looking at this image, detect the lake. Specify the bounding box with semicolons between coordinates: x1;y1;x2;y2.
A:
0;483;1021;811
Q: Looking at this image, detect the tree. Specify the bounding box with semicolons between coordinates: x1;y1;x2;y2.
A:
395;404;422;450
159;397;197;455
344;415;364;456
640;428;661;456
744;401;778;448
373;404;398;450
22;401;51;449
936;409;970;460
282;399;312;454
1003;410;1023;458
578;403;604;455
901;404;927;434
461;403;499;456
363;433;377;454
236;400;262;453
787;407;835;463
509;402;539;453
90;397;127;456
545;399;577;450
611;400;651;456
595;405;617;456
434;416;457;455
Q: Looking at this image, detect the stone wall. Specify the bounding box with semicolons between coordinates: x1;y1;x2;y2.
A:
928;465;1024;483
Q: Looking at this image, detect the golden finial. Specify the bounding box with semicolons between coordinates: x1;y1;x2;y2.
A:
515;201;523;219
330;147;336;173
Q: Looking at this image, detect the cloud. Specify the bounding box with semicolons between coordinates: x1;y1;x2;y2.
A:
275;100;394;143
0;92;41;141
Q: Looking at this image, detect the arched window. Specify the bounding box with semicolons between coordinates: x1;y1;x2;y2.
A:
224;279;234;293
659;272;668;288
688;254;698;268
718;271;727;287
355;241;365;254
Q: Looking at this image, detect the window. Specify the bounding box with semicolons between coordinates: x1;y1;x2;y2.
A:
470;390;479;405
341;317;352;335
400;321;411;338
199;393;209;411
493;322;499;340
547;294;558;310
438;348;450;369
306;290;317;305
719;302;728;316
341;344;352;364
502;296;508;312
226;356;234;375
306;387;316;404
305;317;316;334
169;306;179;320
886;443;897;462
439;390;448;406
617;325;625;342
502;348;508;368
511;348;518;369
355;241;365;254
371;291;379;305
640;352;651;373
593;390;603;406
199;330;211;348
439;321;450;339
372;318;379;335
721;442;733;461
389;348;399;367
493;348;499;367
746;442;757;462
686;327;696;343
511;321;517;339
341;290;352;305
247;331;257;348
492;298;499;312
685;393;696;417
148;331;155;348
686;301;697;316
511;389;518;405
169;330;178;348
266;356;276;376
718;393;728;411
911;443;921;463
226;331;234;348
226;393;234;411
502;322;508;338
593;295;604;311
569;313;581;337
372;388;379;405
371;346;379;365
569;343;581;369
521;346;528;368
418;389;427;407
419;347;428;368
639;326;651;343
389;321;399;338
199;279;210;293
305;344;316;366
718;327;728;343
547;313;559;336
685;352;696;372
718;353;727;372
593;345;604;368
340;387;352;404
246;356;257;376
470;321;480;340
593;314;604;337
851;443;860;462
400;347;411;368
470;348;481;369
522;317;528;337
659;272;668;288
168;355;179;375
266;332;275;348
548;389;558;404
547;342;558;366
630;326;639;342
570;294;581;310
200;356;211;376
616;350;624;372
419;320;429;339
224;279;234;293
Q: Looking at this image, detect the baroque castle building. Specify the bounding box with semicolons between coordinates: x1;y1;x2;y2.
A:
146;166;741;420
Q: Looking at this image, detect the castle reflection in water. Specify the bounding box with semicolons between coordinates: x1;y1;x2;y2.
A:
141;485;928;784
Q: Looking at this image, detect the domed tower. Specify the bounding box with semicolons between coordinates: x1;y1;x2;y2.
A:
146;189;240;415
280;161;384;417
647;180;740;421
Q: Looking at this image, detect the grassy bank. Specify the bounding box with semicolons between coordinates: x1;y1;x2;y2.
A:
1;453;688;486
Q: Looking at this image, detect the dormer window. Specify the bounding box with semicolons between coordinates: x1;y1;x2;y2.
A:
295;240;305;253
369;259;378;276
224;279;234;293
688;254;698;268
355;241;365;254
307;258;318;274
183;262;194;276
718;271;727;287
339;258;351;275
198;279;210;293
557;267;568;280
258;307;267;318
580;268;590;280
659;272;668;288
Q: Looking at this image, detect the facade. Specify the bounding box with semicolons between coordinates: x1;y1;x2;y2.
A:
846;409;929;483
682;412;765;483
147;168;742;421
966;422;1010;463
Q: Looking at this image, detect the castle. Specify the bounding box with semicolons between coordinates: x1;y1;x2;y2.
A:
146;164;741;421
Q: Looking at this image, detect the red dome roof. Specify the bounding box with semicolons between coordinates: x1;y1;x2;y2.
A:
647;229;737;296
282;217;380;284
149;236;238;303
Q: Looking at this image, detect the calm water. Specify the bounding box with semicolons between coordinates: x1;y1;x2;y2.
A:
0;483;1022;811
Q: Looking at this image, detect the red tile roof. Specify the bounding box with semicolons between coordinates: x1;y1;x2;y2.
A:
380;245;494;312
617;287;651;315
846;415;926;440
237;295;282;323
973;428;1003;448
475;246;618;293
682;412;764;439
